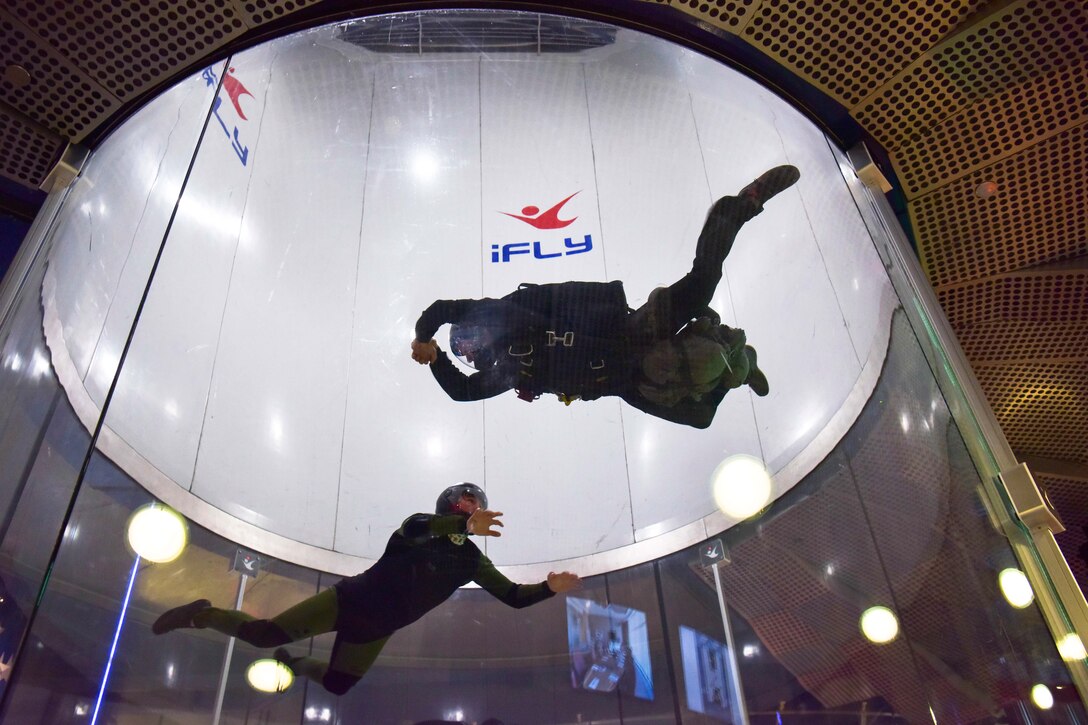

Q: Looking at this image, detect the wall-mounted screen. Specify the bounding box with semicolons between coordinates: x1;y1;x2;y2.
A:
566;596;653;700
679;625;733;722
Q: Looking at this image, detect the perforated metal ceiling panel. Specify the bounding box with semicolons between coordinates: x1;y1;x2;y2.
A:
2;0;246;103
233;0;322;27
975;362;1088;462
735;0;990;108
892;53;1088;199
0;6;121;142
0;0;322;147
910;124;1088;288
937;270;1088;330
955;319;1088;364
667;0;758;32
854;0;1088;154
0;104;64;188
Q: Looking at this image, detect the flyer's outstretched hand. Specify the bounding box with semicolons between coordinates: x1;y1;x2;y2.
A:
411;339;438;365
547;571;582;593
467;509;504;537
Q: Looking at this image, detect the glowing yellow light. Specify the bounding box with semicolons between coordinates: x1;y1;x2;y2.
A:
1030;684;1054;710
998;568;1034;609
860;606;899;644
1057;633;1087;662
711;454;772;520
246;659;294;693
126;504;188;563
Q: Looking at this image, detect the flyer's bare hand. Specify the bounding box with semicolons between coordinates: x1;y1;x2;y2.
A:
466;509;504;537
547;571;582;593
411;339;439;365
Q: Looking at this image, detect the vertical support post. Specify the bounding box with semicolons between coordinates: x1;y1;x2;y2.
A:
211;573;248;725
712;563;750;725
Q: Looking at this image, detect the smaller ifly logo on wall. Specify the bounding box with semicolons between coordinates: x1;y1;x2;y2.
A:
492;191;594;263
202;66;253;166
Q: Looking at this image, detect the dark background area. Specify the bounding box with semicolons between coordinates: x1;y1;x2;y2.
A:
0;176;43;284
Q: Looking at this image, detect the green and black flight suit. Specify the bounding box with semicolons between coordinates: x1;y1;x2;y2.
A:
415;280;633;404
192;513;554;695
414;194;768;427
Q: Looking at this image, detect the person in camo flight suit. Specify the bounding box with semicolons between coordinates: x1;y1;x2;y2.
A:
410;165;799;428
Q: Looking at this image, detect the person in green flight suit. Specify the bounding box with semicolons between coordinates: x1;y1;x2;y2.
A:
152;483;581;695
410;166;797;427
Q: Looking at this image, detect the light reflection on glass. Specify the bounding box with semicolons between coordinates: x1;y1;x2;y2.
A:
998;568;1034;609
411;149;440;182
427;436;443;457
859;605;899;644
1058;633;1087;662
126;504;188;563
246;658;293;693
32;350;51;378
1031;683;1054;710
270;414;285;446
712;454;772;520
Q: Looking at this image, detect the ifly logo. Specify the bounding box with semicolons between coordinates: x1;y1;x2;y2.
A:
203;66;252;166
501;192;579;229
491;236;592;263
491;191;594;263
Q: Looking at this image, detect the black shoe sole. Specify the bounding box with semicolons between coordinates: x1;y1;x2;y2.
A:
739;165;800;207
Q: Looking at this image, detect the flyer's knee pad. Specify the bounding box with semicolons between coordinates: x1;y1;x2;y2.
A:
237;620;291;648
322;670;360;696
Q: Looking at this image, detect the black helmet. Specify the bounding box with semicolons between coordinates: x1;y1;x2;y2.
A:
435;482;488;516
449;324;494;370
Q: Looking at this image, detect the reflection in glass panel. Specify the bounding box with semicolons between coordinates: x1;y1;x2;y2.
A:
0;247;95;710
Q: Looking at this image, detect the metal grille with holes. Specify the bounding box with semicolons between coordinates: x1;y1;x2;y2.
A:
955;319;1088;363
976;363;1088;461
911;124;1088;288
893;54;1088;198
2;0;247;103
670;0;759;31
853;0;1088;152
737;0;990;108
232;0;322;27
936;271;1088;328
0;107;64;187
0;8;121;142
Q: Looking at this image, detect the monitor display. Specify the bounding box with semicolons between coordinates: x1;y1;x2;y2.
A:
566;596;654;700
679;625;733;722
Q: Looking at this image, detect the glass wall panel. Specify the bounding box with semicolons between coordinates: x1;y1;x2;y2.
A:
0;268;91;711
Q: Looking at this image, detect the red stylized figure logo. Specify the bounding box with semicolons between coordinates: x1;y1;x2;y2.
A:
223;67;254;120
501;191;580;229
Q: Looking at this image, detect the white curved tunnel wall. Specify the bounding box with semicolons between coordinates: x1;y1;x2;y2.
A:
41;21;897;576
